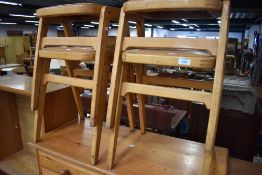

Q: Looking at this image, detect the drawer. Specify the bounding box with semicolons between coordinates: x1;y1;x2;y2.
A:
38;151;103;175
41;167;59;175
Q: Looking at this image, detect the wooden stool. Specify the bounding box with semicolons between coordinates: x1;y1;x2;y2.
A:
31;3;120;165
23;36;34;66
107;0;230;174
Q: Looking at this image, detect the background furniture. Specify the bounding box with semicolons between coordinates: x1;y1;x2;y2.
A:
0;75;77;174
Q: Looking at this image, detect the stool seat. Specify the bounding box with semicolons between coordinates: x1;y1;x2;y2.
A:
39;46;96;61
122;49;216;69
36;3;103;17
123;0;221;18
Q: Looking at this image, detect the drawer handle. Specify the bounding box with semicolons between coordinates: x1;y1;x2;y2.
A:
60;169;71;175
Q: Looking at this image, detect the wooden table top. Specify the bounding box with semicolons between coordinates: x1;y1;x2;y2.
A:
0;75;68;96
31;119;228;175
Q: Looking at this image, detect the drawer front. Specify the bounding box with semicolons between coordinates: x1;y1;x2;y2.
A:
38;151;103;175
41;167;59;175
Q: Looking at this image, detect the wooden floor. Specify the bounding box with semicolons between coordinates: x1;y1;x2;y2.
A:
0;150;38;175
31;119;228;175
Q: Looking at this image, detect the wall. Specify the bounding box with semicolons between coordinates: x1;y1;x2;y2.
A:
0;24;63;67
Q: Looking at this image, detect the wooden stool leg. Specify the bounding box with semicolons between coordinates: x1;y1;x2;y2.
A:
126;93;135;130
125;64;136;130
106;9;129;128
34;59;51;142
62;21;85;119
135;19;147;134
90;7;111;165
31;18;48;110
203;1;230;175
136;64;147;133
108;63;129;169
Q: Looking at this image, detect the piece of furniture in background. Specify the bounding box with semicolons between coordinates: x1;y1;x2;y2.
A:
0;75;77;175
81;94;187;136
106;0;230;174
0;64;22;75
0;46;7;64
30;4;122;175
23;37;34;66
188;102;261;161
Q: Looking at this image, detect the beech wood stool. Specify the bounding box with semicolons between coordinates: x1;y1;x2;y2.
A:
107;0;230;174
31;3;120;165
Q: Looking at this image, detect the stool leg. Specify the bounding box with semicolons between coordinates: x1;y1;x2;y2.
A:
62;21;85;119
34;59;51;142
136;64;147;133
106;9;129;128
203;1;230;174
108;63;129;169
126;93;135;130
135;19;147;134
90;7;110;165
31;18;48;110
65;61;85;119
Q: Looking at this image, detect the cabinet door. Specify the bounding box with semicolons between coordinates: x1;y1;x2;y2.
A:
0;91;23;160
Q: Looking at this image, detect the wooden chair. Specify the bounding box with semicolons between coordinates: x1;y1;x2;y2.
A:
23;36;34;66
31;3;120;165
107;0;230;174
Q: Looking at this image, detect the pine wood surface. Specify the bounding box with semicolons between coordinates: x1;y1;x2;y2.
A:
30;119;228;175
123;49;216;68
0;75;68;97
36;3;103;17
39;47;96;61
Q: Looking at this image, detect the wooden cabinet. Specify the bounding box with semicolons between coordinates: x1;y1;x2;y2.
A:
0;91;23;160
188;103;261;161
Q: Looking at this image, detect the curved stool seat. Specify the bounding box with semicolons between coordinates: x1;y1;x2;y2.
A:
123;49;216;69
39;46;96;61
36;3;103;17
123;0;222;18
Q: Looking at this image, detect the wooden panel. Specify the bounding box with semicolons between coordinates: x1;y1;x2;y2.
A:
123;0;221;13
0;75;69;97
30;119;228;175
44;87;78;132
41;37;97;48
39;47;96;61
142;76;213;91
122;37;218;55
0;91;23;160
43;74;93;89
38;151;101;175
15;87;78;154
0;150;38;175
123;49;215;69
36;3;103;17
121;82;212;109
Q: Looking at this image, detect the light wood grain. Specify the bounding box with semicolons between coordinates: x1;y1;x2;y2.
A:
39;47;96;61
36;3;103;17
203;1;230;175
122;38;218;55
123;49;216;69
30;119;228;175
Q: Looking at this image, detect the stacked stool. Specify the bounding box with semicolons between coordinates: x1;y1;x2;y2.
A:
107;0;230;175
31;3;120;165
